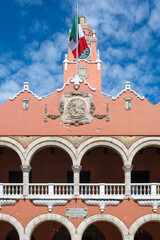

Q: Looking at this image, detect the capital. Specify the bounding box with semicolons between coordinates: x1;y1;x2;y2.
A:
21;164;31;173
123;164;133;173
72;165;82;173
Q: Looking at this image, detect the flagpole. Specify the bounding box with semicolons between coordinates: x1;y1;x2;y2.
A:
76;3;78;75
74;3;80;90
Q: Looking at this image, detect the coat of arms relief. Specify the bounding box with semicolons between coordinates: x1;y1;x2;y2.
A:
45;91;109;126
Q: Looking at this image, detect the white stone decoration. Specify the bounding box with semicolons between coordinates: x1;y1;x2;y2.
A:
57;76;96;92
137;200;160;213
33;200;68;212
10;82;42;101
112;81;145;100
0;200;17;209
85;200;120;212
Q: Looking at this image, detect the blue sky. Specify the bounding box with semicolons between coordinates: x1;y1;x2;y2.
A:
0;0;160;104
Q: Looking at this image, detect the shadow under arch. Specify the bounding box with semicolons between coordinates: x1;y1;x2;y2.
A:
0;213;24;239
77;213;128;239
0;137;25;165
129;214;160;240
77;137;128;165
25;213;76;240
128;137;160;165
25;137;77;166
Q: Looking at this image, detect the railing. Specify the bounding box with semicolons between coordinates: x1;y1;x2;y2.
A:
29;183;74;196
80;183;125;197
131;183;160;198
0;183;23;197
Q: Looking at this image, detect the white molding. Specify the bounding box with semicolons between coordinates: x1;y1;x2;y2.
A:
137;200;160;213
0;199;17;209
85;200;120;212
57;76;96;92
10;82;42;101
32;200;68;212
112;82;144;100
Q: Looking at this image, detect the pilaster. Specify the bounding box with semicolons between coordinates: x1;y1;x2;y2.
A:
72;165;82;197
123;164;133;198
21;164;31;198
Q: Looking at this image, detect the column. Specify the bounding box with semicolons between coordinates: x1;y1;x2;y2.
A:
72;165;82;197
123;235;133;240
123;164;133;198
21;164;31;198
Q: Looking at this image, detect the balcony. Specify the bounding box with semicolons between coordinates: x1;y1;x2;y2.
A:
0;183;23;199
131;183;160;199
29;183;74;200
80;183;125;200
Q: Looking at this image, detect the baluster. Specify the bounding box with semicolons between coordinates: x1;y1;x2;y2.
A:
117;186;119;195
106;186;108;195
59;186;61;195
34;186;36;195
85;186;87;195
140;185;142;195
93;186;95;195
8;186;11;195
135;185;138;195
144;185;146;195
96;186;98;195
16;186;18;195
89;186;91;195
113;186;116;195
62;186;65;195
66;186;68;195
55;186;57;195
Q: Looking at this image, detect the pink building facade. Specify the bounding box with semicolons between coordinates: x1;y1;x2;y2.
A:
0;17;160;240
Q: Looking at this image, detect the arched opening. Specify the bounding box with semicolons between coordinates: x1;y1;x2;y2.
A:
31;221;71;240
80;147;124;196
0;147;22;183
0;147;22;197
0;221;19;240
134;222;160;240
30;147;73;196
82;222;122;240
131;147;160;195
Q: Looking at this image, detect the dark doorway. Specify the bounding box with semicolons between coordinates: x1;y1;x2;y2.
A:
5;230;19;240
52;226;71;240
131;171;150;183
82;225;105;240
134;229;152;240
67;171;90;183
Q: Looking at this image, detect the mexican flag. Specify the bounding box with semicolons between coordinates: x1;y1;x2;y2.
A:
69;16;88;58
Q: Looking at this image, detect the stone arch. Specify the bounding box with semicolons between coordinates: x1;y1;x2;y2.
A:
25;137;77;166
77;214;128;239
25;213;76;240
0;137;25;165
77;137;128;165
0;213;24;238
129;137;160;165
129;214;160;240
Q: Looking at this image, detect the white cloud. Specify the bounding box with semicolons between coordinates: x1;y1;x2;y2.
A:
135;2;149;24
30;20;49;33
0;31;68;104
149;0;160;32
0;80;21;104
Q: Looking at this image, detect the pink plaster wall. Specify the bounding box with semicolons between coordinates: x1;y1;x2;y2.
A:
0;83;160;135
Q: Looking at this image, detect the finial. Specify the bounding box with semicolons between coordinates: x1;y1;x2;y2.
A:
125;82;131;91
23;82;30;91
